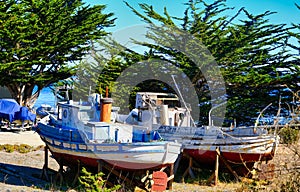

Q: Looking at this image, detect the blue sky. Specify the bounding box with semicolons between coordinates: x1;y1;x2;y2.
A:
85;0;299;31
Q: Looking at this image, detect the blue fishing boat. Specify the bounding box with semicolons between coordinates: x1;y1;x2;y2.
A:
36;99;181;171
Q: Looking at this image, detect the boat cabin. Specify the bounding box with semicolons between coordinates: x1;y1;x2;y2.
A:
129;92;193;128
56;100;160;143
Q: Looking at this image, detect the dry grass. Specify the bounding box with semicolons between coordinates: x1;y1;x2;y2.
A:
0;142;299;192
0;129;300;191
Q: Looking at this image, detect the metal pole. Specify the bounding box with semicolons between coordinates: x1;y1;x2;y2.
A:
171;75;196;127
208;102;227;126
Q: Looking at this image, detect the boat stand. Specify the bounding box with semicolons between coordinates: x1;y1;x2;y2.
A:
96;160;175;191
160;163;175;190
54;157;64;186
40;146;175;190
182;154;196;180
41;146;63;186
180;154;202;182
207;147;241;185
40;146;49;181
207;147;220;185
180;148;241;186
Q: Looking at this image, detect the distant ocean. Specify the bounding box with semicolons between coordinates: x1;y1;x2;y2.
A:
33;87;56;108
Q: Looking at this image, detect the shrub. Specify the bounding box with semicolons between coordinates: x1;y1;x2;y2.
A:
275;172;300;192
18;144;33;153
279;127;300;145
78;167;121;192
3;144;16;153
0;144;45;153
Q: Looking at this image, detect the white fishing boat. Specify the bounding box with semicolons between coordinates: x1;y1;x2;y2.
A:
125;92;279;171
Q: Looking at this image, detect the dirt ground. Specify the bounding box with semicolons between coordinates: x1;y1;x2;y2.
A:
0;130;44;147
0;130;298;191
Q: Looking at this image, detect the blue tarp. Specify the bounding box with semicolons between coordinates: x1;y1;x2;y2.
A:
15;107;36;122
0;99;36;122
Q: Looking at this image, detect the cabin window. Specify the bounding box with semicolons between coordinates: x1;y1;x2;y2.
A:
63;109;68;119
58;106;62;120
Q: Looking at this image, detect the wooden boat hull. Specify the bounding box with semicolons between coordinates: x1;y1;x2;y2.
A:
49;149;173;171
158;125;278;164
39;134;181;171
184;148;274;166
183;135;278;165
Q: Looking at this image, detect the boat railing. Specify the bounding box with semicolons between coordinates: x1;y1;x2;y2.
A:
42;133;168;154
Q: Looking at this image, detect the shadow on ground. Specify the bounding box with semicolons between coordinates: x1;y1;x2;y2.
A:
0;162;55;189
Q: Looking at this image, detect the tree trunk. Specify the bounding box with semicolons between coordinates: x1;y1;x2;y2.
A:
25;85;40;109
6;84;41;108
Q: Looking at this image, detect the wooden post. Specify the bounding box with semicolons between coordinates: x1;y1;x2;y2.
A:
72;160;81;186
214;147;220;185
55;157;64;186
182;155;195;182
40;146;49;181
188;157;195;179
216;147;240;181
167;164;174;190
59;159;64;185
97;160;102;173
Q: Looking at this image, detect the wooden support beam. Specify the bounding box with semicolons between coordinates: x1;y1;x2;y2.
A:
40;146;49;181
72;160;81;186
99;162;115;188
206;172;215;185
55;157;64;186
96;160;114;188
167;164;174;190
207;147;220;185
182;155;195;181
97;160;102;173
214;147;219;185
99;160;149;191
216;147;241;182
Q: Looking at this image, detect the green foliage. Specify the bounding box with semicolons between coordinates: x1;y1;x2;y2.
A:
70;0;300;124
0;0;114;107
122;0;299;124
78;167;121;192
75;38;147;112
279;127;300;144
